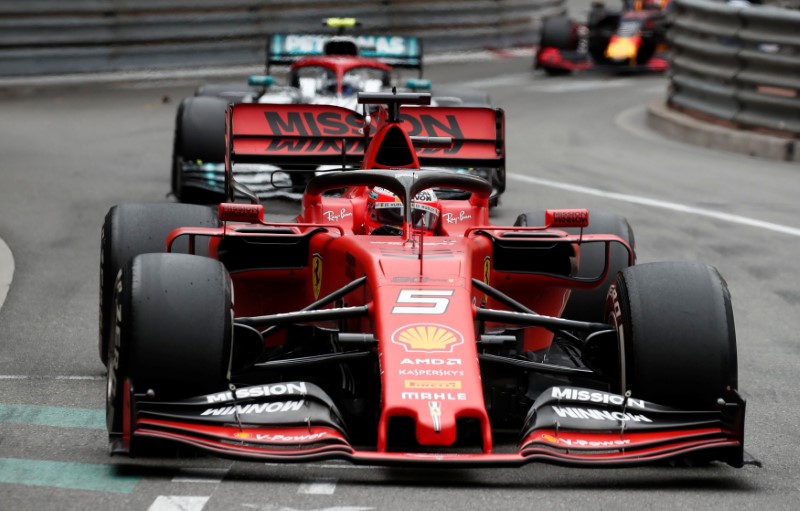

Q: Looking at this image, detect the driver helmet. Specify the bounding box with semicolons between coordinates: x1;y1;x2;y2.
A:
323;78;339;95
634;0;661;9
365;187;440;235
341;75;363;96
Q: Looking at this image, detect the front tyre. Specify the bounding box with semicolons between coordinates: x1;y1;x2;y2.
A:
538;16;576;76
107;253;233;439
606;262;738;409
540;16;575;50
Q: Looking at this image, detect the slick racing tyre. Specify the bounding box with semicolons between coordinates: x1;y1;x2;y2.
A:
539;16;575;76
172;96;228;204
605;262;738;409
99;203;219;366
514;209;635;323
193;83;257;103
541;16;575;50
107;253;233;438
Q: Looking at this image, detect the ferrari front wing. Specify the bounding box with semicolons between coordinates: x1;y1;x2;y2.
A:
120;382;744;468
535;47;668;73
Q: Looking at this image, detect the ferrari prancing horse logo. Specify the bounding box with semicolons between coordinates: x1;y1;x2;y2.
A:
312;254;322;299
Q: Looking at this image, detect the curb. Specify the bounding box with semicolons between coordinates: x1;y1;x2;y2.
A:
645;99;799;163
0;236;13;312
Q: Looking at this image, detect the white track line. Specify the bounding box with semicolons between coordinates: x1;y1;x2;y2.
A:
148;496;210;511
0;375;104;381
298;478;338;495
172;468;229;484
525;78;634;93
263;462;375;470
0;236;12;312
508;173;800;238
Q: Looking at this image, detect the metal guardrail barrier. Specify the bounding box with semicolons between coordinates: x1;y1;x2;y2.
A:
668;0;800;138
0;0;565;77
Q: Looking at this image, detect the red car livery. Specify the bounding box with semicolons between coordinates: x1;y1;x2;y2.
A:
101;92;744;468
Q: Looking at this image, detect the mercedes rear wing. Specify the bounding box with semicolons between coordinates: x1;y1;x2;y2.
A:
266;33;423;73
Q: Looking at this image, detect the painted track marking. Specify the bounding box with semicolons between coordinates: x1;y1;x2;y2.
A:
0;375;104;380
298;479;338;495
508;173;800;238
148;496;210;511
263;462;376;470
0;403;104;429
0;236;12;312
0;458;140;493
172;468;229;484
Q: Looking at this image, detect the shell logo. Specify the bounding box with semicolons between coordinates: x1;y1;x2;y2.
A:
392;324;464;352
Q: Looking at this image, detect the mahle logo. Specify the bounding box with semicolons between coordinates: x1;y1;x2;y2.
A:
392;324;464;352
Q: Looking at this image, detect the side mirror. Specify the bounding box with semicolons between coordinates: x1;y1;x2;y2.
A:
218;203;264;223
546;209;589;228
247;75;274;88
406;78;432;91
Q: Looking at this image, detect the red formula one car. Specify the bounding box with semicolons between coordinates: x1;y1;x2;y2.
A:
535;0;670;75
100;92;744;467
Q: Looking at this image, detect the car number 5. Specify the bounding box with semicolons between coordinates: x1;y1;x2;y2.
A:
392;289;454;314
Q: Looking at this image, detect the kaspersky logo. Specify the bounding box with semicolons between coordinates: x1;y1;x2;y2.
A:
391;324;464;352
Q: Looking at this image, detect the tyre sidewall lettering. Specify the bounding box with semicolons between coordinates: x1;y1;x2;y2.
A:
99;228;105;332
606;282;626;393
108;272;123;405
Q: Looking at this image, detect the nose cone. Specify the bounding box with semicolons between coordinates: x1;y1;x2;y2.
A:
605;36;640;61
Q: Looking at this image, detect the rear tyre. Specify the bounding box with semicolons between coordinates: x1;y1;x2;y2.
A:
193;83;256;103
606;262;738;409
172;96;229;204
539;16;575;76
107;253;233;437
99;203;219;366
513;210;635;322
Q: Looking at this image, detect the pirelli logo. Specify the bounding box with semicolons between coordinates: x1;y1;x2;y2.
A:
404;380;462;390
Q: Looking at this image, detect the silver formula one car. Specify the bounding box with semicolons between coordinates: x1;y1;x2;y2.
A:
172;19;497;205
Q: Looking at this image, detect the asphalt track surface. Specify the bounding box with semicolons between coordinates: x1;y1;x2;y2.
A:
1;52;799;509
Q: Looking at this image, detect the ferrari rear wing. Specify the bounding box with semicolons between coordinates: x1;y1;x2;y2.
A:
266;33;423;72
224;101;505;177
